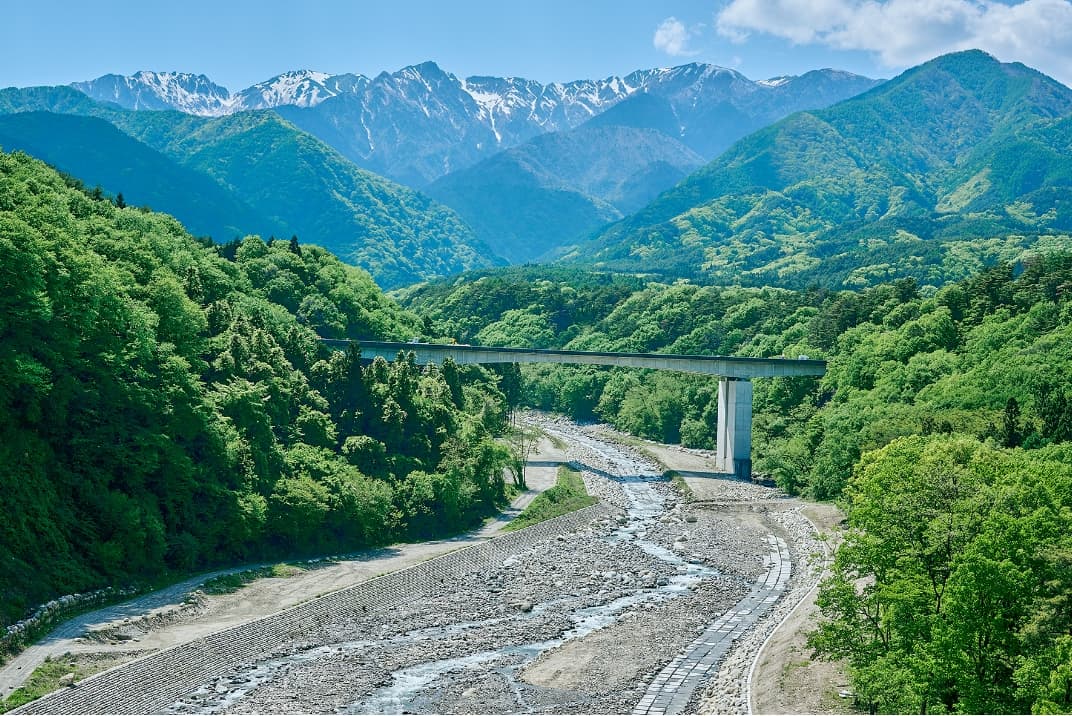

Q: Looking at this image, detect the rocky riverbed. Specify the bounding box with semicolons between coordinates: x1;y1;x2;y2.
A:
164;416;815;715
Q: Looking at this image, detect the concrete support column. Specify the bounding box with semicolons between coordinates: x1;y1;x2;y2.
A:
716;378;753;480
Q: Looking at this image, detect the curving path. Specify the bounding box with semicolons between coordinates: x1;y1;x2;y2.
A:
635;535;791;715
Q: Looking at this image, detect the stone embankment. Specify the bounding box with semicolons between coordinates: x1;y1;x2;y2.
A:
694;507;828;714
15;504;612;715
2;587;139;656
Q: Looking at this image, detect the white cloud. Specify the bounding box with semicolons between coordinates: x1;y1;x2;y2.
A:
715;0;1072;86
654;17;702;57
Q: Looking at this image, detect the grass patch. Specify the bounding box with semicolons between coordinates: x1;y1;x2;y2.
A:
593;428;668;466
0;654;115;713
503;465;597;532
545;432;567;450
200;562;306;595
597;428;647;449
666;470;695;502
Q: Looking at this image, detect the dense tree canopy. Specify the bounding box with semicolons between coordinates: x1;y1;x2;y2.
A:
403;258;1072;502
810;436;1072;714
0;150;513;627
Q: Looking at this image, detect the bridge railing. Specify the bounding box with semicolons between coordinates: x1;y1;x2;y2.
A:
319;339;826;379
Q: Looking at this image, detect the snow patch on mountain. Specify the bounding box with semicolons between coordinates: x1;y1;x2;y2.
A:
234;70;369;110
757;76;793;87
72;69;368;116
68;63;881;185
72;71;236;116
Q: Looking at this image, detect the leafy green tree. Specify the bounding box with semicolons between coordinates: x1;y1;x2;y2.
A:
0;150;515;627
810;435;1072;713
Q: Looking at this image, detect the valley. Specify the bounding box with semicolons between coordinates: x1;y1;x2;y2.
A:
4;27;1072;713
5;416;836;715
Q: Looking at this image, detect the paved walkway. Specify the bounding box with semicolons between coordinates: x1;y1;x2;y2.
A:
633;535;792;715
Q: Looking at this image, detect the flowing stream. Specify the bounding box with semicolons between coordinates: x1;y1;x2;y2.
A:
343;423;719;714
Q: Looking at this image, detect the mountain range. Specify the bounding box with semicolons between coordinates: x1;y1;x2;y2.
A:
4;52;1069;291
0;86;496;288
72;62;881;186
424;123;705;263
71;69;368;115
1;60;881;282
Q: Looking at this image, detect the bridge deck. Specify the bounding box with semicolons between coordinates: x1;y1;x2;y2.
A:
320;339;826;379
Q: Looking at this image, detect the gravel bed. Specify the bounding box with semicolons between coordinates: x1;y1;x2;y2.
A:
166;416;811;715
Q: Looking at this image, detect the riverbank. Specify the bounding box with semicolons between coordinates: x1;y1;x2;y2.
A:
10;416;842;714
0;434;565;708
161;415;803;713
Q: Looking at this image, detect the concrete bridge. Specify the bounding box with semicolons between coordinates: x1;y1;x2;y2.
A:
320;339;826;479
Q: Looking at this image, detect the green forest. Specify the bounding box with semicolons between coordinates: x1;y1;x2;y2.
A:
7;113;1072;709
0;91;496;289
402;258;1072;500
401;255;1072;712
570;51;1072;291
0;149;517;628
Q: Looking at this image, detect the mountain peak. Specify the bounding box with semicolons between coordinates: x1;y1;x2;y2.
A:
130;69;222;85
880;48;1072;113
268;69;332;83
72;71;233;115
401;61;450;78
905;49;1018;79
236;70;367;110
61;60;882;185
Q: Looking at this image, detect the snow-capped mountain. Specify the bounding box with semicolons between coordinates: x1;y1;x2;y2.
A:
71;63;881;184
72;71;235;115
232;70;369;111
72;69;369;116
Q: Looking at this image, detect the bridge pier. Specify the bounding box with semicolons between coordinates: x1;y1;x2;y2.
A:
716;378;752;480
325;340;824;482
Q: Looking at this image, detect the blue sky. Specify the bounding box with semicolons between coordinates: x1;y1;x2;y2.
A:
5;0;1071;90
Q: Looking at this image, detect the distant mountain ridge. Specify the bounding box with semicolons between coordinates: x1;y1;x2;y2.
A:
0;111;265;241
0;86;498;288
70;63;881;186
72;69;369;115
569;50;1072;289
425;124;705;263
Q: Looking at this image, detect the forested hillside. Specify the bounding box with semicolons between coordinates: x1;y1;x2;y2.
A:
571;51;1072;289
0;88;496;288
402;256;1072;499
425;125;703;263
0;150;516;628
403;256;1072;712
0;112;266;241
